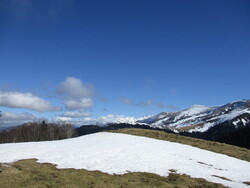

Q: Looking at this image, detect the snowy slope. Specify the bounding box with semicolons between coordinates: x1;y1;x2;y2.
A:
0;132;249;188
138;100;250;132
113;116;151;125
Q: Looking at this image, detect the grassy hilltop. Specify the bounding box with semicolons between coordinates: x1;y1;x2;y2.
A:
1;128;250;188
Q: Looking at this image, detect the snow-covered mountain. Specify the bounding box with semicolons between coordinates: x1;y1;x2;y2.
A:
111;115;151;125
137;100;250;133
0;132;249;187
75;100;250;149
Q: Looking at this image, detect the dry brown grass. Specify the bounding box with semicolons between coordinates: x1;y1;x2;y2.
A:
0;159;225;188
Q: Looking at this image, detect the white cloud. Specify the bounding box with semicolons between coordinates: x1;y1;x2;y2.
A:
63;98;93;110
57;77;95;110
0;112;38;129
97;114;120;123
55;117;72;122
0;91;61;112
61;111;91;118
57;77;94;99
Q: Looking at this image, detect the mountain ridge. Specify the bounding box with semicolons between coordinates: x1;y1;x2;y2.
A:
76;99;250;149
137;99;250;133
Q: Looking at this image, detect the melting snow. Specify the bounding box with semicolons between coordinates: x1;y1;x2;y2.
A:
0;132;249;188
242;119;247;125
218;110;250;123
233;120;241;126
176;105;210;119
188;122;215;133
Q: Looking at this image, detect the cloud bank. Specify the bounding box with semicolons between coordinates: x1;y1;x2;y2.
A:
54;114;142;126
0;91;61;112
0;112;38;129
60;111;91;118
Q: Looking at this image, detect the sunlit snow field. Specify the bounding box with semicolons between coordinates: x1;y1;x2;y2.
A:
0;132;249;188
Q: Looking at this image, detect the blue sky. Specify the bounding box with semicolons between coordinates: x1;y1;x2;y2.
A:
0;0;249;127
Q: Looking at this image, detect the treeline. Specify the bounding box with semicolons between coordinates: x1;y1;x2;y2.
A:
0;121;77;143
181;121;250;149
217;125;250;149
1;119;250;149
75;123;175;136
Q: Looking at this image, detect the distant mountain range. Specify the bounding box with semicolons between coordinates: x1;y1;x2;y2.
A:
2;99;250;149
77;99;250;149
138;99;250;133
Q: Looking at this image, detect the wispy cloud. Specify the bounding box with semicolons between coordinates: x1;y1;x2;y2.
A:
120;97;153;107
119;97;179;111
0;91;61;112
155;103;179;111
119;97;134;105
60;111;91;118
136;99;153;107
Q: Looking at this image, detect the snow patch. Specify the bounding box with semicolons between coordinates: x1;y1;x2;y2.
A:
178;105;210;117
242;119;247;125
188;122;215;133
233;119;241;126
218;110;250;123
0;132;249;188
